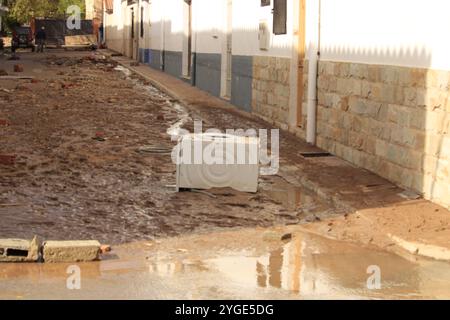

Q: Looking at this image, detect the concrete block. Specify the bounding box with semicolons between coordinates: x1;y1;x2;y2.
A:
380;67;399;85
349;63;368;80
409;68;427;88
403;87;418;107
408;109;427;130
368;65;382;82
335;62;351;78
336;78;361;95
43;240;100;263
0;236;40;262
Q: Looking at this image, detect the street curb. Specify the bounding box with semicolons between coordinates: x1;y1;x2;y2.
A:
388;235;450;261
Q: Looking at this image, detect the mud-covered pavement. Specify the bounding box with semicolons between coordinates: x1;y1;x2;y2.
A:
0;51;333;244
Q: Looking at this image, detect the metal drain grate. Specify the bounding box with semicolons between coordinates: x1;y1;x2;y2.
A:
300;152;332;158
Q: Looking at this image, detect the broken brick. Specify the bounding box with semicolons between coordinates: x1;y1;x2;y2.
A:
0;154;16;165
0;119;10;126
13;64;24;73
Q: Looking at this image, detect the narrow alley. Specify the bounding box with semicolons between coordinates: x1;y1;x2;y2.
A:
1;51;450;300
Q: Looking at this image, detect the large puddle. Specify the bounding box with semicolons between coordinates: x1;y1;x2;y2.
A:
1;228;450;299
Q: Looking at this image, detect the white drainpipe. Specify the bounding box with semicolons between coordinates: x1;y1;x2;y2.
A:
306;0;321;145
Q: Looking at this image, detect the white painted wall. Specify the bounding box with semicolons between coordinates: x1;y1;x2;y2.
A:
163;0;184;52
138;1;151;51
106;0;450;70
232;0;294;58
149;0;163;51
104;0;126;54
316;0;450;71
146;0;183;53
192;0;224;54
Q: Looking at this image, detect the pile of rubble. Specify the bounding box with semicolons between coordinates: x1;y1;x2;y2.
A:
0;237;111;263
46;53;118;68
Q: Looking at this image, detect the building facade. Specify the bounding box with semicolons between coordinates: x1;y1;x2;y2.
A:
104;0;450;209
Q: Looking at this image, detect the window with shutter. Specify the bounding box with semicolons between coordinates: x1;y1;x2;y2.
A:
273;0;287;35
140;7;144;37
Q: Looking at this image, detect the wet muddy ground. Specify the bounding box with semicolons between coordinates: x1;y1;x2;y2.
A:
2;227;450;299
0;52;334;244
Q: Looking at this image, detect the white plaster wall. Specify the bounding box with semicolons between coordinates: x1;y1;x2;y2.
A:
163;0;184;52
192;0;224;54
232;0;294;57
149;0;163;51
316;0;450;71
137;1;151;51
104;0;126;54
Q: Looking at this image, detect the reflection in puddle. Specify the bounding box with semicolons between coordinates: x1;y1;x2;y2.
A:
3;231;450;299
147;233;450;299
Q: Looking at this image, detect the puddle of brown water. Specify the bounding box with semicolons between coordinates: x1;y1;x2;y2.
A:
1;228;450;299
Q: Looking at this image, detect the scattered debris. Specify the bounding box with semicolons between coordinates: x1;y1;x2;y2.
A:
13;64;24;73
0;119;10;126
0;203;24;207
0;154;16;166
100;244;112;254
0;69;8;76
0;75;34;80
92;132;107;142
136;145;173;154
42;240;101;263
0;236;40;262
281;233;293;241
189;189;218;198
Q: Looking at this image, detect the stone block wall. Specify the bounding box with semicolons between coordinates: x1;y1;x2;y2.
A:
252;56;291;130
314;60;450;208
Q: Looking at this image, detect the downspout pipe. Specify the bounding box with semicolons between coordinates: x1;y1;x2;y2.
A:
306;0;321;145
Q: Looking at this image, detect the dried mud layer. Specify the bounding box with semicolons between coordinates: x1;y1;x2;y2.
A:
0;52;332;244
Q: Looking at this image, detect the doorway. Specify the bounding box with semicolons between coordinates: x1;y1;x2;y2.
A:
130;7;138;60
182;0;193;78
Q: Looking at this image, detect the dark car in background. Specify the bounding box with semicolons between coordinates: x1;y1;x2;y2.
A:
12;26;35;52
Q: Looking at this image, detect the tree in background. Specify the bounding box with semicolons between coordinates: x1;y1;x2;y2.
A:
57;0;85;17
9;0;85;25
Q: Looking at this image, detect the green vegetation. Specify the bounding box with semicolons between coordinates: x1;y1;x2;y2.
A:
7;0;86;25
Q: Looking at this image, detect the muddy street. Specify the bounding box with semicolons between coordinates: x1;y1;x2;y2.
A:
0;51;333;244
